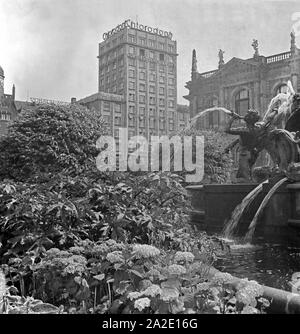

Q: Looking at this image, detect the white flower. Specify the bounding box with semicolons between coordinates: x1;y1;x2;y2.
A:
211;272;234;285
106;251;124;264
134;297;151;311
168;264;186;276
143;284;162;297
127;291;142;300
132;244;160;259
174;251;195;263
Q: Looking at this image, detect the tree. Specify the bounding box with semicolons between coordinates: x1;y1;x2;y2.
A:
0;103;106;181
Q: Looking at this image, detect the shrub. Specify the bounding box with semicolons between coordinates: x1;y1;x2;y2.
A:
0;103;105;181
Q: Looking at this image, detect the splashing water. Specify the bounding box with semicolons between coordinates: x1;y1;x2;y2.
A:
187;107;235;131
222;180;268;239
244;177;289;242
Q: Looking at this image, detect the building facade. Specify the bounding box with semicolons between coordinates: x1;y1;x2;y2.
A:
184;32;300;130
97;19;178;139
0;65;19;136
77;92;126;150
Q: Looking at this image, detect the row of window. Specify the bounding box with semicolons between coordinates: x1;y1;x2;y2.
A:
128;94;175;106
100;34;176;54
128;70;175;84
0;113;11;121
128;47;175;61
129;82;175;95
99;48;125;64
104;116;176;130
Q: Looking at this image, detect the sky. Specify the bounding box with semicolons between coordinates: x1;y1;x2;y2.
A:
0;0;300;104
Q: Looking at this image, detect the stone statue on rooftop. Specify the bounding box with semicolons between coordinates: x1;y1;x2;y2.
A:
252;39;259;57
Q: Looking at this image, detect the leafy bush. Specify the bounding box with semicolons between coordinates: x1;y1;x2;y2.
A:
172;128;234;184
0;103;105;181
1;241;268;314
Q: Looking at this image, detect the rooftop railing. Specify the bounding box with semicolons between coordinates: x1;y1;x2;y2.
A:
266;51;292;64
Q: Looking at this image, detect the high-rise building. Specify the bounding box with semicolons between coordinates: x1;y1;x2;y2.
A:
97;19;178;140
0;65;19;136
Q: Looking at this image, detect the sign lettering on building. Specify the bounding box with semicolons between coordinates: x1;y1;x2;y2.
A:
103;19;173;41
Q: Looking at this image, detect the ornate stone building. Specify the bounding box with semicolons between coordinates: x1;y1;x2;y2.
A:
0;65;19;136
184;32;300;130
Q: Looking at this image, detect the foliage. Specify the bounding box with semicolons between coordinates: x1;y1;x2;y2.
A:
174;128;235;184
0;103;106;181
1;242;268;314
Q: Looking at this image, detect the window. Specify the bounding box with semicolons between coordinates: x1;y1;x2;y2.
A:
159;53;164;61
159;64;165;72
129;130;135;137
149;85;155;94
114;104;121;113
150;73;156;81
129;69;135;78
159;109;165;117
140;95;146;103
235;89;249;117
159;76;165;84
140;107;145;115
114;129;119;138
129;81;135;90
128;116;135;126
112;85;117;93
119;34;124;42
139;83;146;92
207;97;219;128
160;119;165;130
158;42;164;50
149;51;155;59
149;118;156;128
159;87;165;95
169;55;175;63
169;77;175;85
113;73;117;81
150;62;156;71
119;57;124;66
106;76;110;84
139;60;146;68
139;71;146;80
275;84;288;95
0;113;11;121
100;79;104;86
115;116;122;126
129;46;135;54
159;98;165;106
106;65;110;73
129;93;135;102
129;105;135;113
113;50;117;58
139;117;145;127
149;107;156;116
169;120;174;131
150;96;156;105
139;38;146;45
149;39;155;47
168;64;175;74
168;100;175;108
168;88;175;96
103;115;110;124
129;34;136;43
139;49;145;57
129;58;136;66
168;44;174;52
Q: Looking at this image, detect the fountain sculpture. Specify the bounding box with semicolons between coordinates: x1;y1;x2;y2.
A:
188;80;300;243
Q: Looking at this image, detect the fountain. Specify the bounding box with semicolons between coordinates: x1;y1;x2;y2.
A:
187;80;300;244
